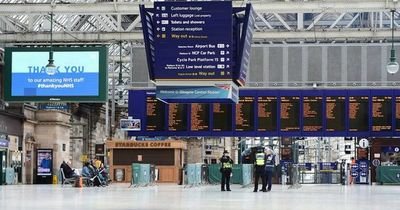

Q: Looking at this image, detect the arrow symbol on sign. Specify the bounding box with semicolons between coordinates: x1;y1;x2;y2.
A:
157;28;160;31
157;21;160;24
226;44;230;47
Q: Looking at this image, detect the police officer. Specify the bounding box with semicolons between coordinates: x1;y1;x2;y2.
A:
254;146;267;192
264;148;275;192
220;150;233;191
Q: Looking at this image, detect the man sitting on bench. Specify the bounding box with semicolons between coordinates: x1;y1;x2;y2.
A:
60;161;80;181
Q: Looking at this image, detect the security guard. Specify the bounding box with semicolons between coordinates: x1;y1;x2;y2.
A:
220;150;233;191
254;146;267;192
264;148;275;192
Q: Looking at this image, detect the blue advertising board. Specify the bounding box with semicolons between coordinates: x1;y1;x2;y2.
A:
298;163;312;171
128;89;400;137
355;160;369;184
4;46;108;102
151;1;233;80
319;162;338;170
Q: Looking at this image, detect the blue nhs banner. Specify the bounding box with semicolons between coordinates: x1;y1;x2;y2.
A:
11;51;99;96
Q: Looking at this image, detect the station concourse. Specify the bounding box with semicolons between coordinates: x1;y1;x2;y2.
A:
1;0;400;210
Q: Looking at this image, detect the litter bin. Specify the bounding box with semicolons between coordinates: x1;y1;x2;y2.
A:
115;168;125;182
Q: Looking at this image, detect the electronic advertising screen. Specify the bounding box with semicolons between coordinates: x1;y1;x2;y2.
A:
349;96;369;132
213;103;232;131
326;96;346;132
4;47;107;102
191;103;210;131
372;96;392;132
37;149;53;176
235;97;255;131
257;96;277;131
396;96;400;132
280;96;300;132
303;96;323;132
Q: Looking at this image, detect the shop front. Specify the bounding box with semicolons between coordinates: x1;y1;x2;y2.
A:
0;138;8;185
106;140;187;184
371;138;400;184
0;110;24;184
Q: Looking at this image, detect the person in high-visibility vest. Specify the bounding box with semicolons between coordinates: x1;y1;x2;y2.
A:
220;150;233;191
254;146;267;192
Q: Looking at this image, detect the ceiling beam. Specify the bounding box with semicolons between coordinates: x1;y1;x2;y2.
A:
0;1;399;15
1;29;398;43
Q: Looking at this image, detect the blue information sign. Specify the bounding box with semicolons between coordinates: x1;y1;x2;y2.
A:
236;4;255;86
152;1;233;80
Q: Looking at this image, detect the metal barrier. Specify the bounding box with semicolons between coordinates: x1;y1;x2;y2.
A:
288;164;301;189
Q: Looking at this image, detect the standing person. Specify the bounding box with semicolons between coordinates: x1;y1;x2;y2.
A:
219;150;233;191
349;157;356;184
264;148;275;192
254;146;267;192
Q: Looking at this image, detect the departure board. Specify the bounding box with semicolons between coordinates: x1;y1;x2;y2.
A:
280;96;300;132
258;96;277;131
235;97;255;131
372;96;392;132
303;96;323;132
396;97;400;132
213;103;232;131
326;96;346;132
168;103;187;131
349;96;369;132
191;103;210;131
146;96;165;131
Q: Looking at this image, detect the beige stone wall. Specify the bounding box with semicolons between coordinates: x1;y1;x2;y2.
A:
35;110;71;172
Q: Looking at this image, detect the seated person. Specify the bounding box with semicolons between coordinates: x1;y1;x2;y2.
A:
82;162;92;178
60;161;79;178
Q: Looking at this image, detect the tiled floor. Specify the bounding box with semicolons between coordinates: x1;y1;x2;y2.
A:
0;183;399;210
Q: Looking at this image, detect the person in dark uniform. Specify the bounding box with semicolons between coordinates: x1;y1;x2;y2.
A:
219;150;233;191
254;146;267;192
264;148;275;192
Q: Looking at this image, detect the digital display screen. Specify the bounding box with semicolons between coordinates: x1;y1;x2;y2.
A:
11;51;99;96
258;96;277;131
168;103;187;131
396;96;400;132
191;103;210;131
303;96;323;132
326;96;346;132
146;96;165;131
349;96;369;132
235;97;254;131
37;149;52;176
4;47;107;102
280;96;300;132
372;96;392;132
213;103;232;131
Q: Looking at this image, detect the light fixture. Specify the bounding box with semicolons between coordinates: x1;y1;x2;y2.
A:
45;12;57;76
312;83;318;88
387;9;399;74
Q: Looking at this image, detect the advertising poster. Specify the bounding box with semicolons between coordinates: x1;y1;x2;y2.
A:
120;119;141;131
37;149;53;176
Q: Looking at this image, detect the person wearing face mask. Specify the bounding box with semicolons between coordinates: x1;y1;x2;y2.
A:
219;150;233;191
